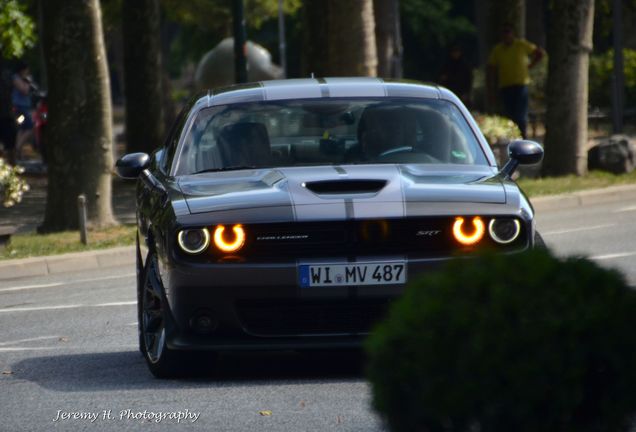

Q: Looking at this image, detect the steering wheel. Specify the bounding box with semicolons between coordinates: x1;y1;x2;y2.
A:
377;146;413;158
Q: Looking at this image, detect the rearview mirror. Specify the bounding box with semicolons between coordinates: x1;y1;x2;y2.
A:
115;152;150;179
500;140;543;178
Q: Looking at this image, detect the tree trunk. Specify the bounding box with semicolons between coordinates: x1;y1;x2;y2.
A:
301;0;330;77
326;0;377;76
374;0;402;78
542;0;594;176
122;0;163;154
302;0;377;77
40;0;116;231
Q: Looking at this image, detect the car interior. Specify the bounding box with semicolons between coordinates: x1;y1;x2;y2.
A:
176;99;487;175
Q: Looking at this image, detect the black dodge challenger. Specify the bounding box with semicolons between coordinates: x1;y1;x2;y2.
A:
116;78;544;377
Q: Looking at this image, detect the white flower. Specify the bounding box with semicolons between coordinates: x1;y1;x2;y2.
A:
0;158;28;207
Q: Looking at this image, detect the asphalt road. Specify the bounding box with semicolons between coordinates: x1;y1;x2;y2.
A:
536;198;636;286
0;198;635;432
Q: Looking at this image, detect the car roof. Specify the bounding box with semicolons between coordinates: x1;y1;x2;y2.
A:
197;78;444;107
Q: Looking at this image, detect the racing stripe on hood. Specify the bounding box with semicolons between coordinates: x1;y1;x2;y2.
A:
333;165;353;220
350;164;406;219
278;167;348;222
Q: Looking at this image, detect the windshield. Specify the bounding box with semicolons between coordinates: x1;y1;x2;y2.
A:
173;98;488;175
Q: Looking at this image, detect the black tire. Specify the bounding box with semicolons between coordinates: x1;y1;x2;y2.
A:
140;252;193;378
534;231;547;249
136;234;144;354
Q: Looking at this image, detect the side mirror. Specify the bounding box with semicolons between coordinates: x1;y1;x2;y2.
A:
115;152;150;179
500;140;544;178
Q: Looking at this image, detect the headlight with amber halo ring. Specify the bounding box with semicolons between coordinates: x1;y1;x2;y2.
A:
213;224;246;253
452;216;485;245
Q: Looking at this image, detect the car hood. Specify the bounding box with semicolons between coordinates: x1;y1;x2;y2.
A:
177;164;507;219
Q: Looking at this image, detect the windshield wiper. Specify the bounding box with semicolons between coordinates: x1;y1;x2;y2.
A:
192;165;259;175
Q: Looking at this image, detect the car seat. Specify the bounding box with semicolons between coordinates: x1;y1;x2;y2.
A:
218;122;272;167
412;108;452;162
355;106;417;160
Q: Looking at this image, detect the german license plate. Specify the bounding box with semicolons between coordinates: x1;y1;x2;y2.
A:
299;262;407;287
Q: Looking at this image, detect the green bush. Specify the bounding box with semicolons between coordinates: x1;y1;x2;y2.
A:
473;113;521;145
366;250;636;432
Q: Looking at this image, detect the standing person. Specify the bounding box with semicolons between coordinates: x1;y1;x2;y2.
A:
487;25;544;138
12;61;35;160
0;63;17;164
439;44;473;108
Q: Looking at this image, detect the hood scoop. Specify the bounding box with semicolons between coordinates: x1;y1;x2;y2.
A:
304;179;388;195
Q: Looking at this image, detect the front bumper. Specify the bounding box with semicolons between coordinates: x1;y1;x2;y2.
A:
159;257;451;351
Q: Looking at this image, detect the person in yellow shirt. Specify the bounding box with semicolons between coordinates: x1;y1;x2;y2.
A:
487;25;544;138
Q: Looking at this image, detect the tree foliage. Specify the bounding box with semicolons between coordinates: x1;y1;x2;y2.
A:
401;0;473;46
0;0;36;59
161;0;301;75
400;0;474;81
589;49;636;109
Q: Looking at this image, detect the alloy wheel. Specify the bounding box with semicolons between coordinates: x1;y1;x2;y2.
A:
142;257;165;364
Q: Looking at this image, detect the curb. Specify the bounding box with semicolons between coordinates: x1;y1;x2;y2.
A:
0;246;135;281
530;184;636;212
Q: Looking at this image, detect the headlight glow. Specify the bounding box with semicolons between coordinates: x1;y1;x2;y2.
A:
177;228;210;254
488;218;521;244
452;216;485;246
213;224;246;253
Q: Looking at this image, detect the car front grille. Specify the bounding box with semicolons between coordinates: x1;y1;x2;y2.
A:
180;217;529;263
236;299;392;337
239;218;466;259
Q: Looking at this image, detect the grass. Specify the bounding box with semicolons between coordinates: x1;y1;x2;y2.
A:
0;224;136;260
518;170;636;197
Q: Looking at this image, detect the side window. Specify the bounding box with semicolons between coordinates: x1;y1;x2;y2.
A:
445;104;488;165
161;107;189;173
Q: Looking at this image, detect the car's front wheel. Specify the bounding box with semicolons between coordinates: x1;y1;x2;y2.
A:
140;252;191;378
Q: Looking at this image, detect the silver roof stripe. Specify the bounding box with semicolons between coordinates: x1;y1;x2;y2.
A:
323;77;385;97
316;78;330;98
263;79;322;101
203;78;444;106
